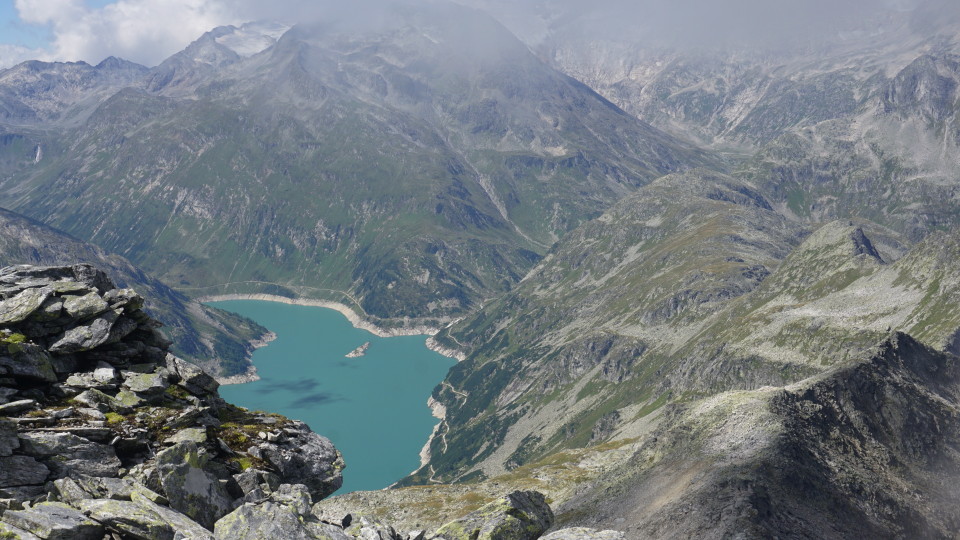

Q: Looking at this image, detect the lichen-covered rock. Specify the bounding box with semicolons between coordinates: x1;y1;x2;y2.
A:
78;498;205;540
71;388;129;413
49;310;118;354
0;455;49;488
540;528;626;540
61;292;109;320
28;296;64;323
269;484;314;516
233;469;280;496
17;432;120;478
343;515;404;540
0;265;358;538
213;500;351;540
0;342;56;382
52;473;167;505
0;287;52;324
258;423;344;501
156;442;233;529
0;521;42;539
130;491;214;540
122;367;170;396
0;501;103;540
165;427;208;446
433;491;553;540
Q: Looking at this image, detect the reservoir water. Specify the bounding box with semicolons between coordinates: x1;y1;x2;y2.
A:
208;300;455;494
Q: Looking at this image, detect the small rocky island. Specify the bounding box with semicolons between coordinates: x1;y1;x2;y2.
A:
0;264;615;540
345;342;370;358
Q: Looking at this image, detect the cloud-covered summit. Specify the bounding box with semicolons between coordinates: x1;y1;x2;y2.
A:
2;0;957;69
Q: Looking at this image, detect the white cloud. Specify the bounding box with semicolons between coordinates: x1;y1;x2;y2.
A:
0;43;48;69
10;0;245;67
4;0;407;69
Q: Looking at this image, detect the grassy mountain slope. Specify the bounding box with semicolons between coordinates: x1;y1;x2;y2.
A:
414;169;960;486
0;3;713;325
414;169;804;483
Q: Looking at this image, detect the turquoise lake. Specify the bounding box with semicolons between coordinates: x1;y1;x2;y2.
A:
208;300;455;494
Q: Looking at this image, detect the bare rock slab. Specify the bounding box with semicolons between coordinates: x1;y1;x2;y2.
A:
1;501;103;540
156;442;233;529
433;490;553;540
0;455;49;488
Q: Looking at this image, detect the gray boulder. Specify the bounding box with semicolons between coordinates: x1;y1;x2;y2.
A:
65;367;119;390
540;528;626;540
71;389;128;413
213;501;351;540
0;455;49;488
49;310;118;354
0;287;52;324
232;468;280;498
17;432;120;478
122;367;170;396
61;292;109;320
1;501;103;540
433;491;554;540
166;354;219;395
258;423;344;501
0;399;35;415
52;473;167;505
130;491;215;540
68;264;114;294
29;296;64;323
0;343;56;382
103;288;144;311
156;442;233;529
343;515;404;540
269;484;313;516
78;497;211;540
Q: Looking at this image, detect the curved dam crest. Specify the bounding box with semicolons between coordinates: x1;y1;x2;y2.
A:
208;300;456;494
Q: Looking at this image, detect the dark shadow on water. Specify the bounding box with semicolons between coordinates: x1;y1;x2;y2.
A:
289;392;345;409
260;379;319;393
332;360;360;369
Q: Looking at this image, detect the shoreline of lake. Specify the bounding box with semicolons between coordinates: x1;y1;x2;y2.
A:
201;294;466;386
199;293;443;337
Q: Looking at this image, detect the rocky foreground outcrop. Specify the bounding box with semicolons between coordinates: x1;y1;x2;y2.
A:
0;265;616;539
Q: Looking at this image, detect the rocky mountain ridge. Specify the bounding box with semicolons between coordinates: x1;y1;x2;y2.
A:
0;206;267;379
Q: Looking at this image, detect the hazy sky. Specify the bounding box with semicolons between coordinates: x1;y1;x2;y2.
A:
0;0;947;69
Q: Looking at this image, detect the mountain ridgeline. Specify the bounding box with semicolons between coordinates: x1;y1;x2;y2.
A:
1;0;960;538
